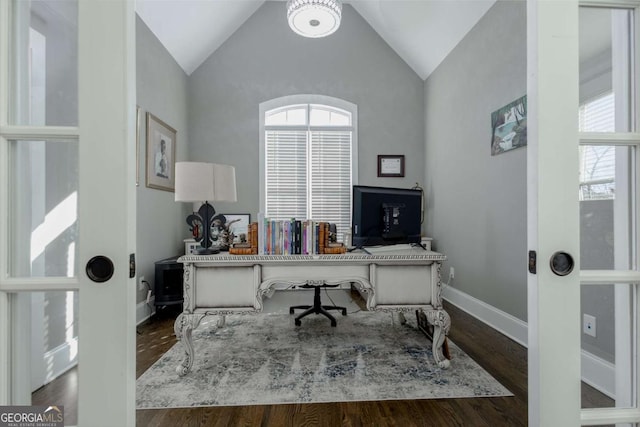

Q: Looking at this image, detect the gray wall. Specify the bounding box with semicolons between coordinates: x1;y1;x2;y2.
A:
188;2;425;218
136;16;190;305
424;1;528;320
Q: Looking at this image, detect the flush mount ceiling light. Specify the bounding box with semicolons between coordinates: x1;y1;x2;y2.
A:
287;0;342;38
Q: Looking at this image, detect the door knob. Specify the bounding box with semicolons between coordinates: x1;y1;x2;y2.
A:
549;251;574;276
86;255;115;283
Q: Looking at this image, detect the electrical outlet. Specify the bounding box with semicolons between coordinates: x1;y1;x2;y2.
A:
583;314;596;337
449;267;455;280
138;276;145;291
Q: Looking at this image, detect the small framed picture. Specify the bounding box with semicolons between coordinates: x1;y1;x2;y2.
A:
377;155;405;177
219;214;251;243
146;112;177;192
184;239;200;255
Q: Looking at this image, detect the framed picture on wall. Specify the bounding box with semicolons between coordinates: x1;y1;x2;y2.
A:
490;94;527;156
377;155;405;177
136;106;142;186
146;112;177;191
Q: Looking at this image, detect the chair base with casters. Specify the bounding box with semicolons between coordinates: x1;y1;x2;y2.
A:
290;283;347;327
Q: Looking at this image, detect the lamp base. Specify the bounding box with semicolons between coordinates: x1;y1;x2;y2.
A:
196;247;220;255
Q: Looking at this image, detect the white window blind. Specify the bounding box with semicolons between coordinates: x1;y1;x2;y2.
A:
264;102;354;237
579;92;615;200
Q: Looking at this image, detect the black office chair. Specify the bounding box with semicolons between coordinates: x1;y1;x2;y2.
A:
290;283;347;327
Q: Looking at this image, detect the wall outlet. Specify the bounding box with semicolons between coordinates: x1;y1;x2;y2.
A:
449;267;455;280
583;314;596;337
138;276;145;291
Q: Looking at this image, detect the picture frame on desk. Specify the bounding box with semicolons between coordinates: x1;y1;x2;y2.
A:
222;214;251;243
185;239;200;255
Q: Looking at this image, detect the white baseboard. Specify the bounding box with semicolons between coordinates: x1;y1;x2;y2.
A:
442;286;528;347
442;285;615;399
136;298;156;325
581;349;616;399
43;338;78;385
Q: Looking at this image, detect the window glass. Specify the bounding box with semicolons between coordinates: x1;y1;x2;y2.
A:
310;105;351;126
10;0;78;126
579;7;632;133
265;106;306;126
8;139;79;278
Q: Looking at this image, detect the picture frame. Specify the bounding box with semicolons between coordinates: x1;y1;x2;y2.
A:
146;112;177;192
184;239;200;255
491;94;527;156
220;214;251;243
377;155;405;177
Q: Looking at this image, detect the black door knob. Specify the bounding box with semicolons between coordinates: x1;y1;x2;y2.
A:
86;256;115;283
549;251;574;276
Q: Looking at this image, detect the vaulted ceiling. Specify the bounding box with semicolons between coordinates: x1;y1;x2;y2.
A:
135;0;497;80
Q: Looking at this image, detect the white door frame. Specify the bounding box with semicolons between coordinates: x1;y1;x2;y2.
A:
528;0;640;425
0;1;137;425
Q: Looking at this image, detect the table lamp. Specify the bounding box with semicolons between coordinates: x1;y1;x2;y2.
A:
175;162;237;254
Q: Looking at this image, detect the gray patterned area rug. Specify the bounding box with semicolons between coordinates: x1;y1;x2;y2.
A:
136;312;511;409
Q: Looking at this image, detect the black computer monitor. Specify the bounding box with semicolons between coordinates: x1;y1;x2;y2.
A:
351;185;422;247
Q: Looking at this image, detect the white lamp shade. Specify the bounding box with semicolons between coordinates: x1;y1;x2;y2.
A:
212;163;237;202
175;162;237;203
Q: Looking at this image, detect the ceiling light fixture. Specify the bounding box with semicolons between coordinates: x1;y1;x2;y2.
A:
287;0;342;38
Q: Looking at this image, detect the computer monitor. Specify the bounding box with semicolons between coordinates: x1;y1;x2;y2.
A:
351;185;422;247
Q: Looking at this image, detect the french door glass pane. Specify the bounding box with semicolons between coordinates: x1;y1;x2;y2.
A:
8;140;79;278
11;291;80;425
10;0;78;126
579;145;635;271
580;283;637;410
579;7;633;133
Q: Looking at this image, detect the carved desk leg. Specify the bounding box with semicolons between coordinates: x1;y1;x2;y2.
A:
174;312;204;376
417;308;451;369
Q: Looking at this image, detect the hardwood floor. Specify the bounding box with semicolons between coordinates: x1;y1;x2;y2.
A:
33;302;613;426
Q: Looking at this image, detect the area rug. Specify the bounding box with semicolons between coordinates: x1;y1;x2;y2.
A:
136;312;511;408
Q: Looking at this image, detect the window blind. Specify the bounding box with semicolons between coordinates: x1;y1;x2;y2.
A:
309;130;352;237
265;130;308;219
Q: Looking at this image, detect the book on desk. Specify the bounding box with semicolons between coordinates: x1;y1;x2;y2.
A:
230;220;347;255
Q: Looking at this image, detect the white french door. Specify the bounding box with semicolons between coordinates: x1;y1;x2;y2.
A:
0;1;136;426
529;0;640;425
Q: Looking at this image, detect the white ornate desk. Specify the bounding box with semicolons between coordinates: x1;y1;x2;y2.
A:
174;248;450;375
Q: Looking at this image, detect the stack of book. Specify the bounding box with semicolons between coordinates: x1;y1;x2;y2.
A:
229;222;258;255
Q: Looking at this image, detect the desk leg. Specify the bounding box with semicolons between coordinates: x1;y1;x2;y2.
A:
174;313;204;376
417;308;451;369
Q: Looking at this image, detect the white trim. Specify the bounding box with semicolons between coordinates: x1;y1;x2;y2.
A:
581;269;640;284
581;349;616;398
136;298;156;326
443;286;616;399
581;408;640;425
579;132;640;145
0;292;9;404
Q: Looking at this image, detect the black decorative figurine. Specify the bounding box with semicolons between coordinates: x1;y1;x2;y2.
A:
186;202;218;254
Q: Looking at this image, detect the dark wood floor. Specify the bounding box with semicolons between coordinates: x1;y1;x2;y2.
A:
34;301;613;426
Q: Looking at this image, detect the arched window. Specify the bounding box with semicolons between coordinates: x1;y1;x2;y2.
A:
259;95;358;238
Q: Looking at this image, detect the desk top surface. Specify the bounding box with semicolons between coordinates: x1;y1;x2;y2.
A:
179;245;446;264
